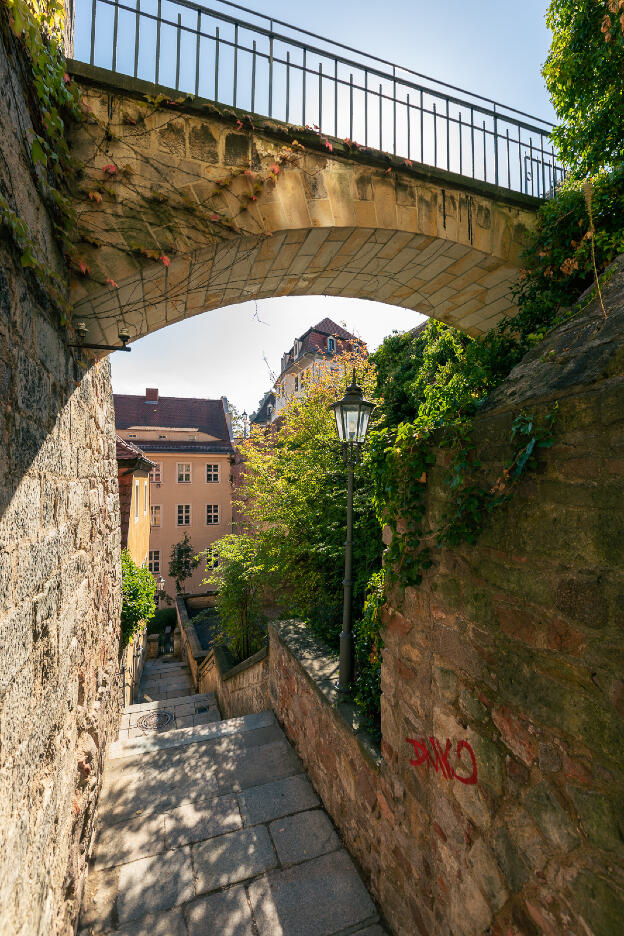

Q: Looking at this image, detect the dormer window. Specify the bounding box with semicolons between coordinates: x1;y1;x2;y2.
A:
328;337;335;352
294;339;302;359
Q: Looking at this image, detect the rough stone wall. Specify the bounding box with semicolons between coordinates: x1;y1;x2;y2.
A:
379;261;624;936
0;15;122;936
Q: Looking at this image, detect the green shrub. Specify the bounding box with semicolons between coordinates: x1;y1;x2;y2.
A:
121;550;156;646
353;570;386;740
202;535;267;662
147;606;176;635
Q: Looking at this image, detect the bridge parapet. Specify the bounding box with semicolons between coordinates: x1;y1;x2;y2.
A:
74;0;563;198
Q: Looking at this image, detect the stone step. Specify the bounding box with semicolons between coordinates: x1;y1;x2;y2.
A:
110;710;276;760
123;692;217;715
82;711;387;935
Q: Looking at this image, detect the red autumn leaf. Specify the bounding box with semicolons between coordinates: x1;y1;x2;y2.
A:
88;191;102;203
385;167;392;174
236;119;243;129
271;164;281;175
209;213;220;221
64;73;71;85
161;254;171;267
244;169;254;177
106;277;119;288
102;164;117;175
404;158;413;168
322;139;333;152
78;259;90;276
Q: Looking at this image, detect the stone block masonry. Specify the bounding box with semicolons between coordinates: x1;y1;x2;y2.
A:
0;13;122;935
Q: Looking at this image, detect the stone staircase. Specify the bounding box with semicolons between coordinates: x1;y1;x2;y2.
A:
80;668;387;936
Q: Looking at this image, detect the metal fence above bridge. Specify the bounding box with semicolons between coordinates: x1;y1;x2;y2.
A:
76;0;565;198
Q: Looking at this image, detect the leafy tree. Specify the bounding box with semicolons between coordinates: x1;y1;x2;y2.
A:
543;0;624;175
120;549;156;646
168;533;200;594
202;534;267;661
236;350;383;648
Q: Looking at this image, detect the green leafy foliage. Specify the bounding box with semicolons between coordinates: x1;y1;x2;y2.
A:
120;549;156;647
352;570;385;740
369;313;559;588
236;352;383;649
0;0;82;318
508;166;624;341
543;0;624;176
202;534;266;662
168;533;200;594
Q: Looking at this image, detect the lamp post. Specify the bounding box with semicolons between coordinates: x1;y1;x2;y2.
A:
329;369;375;692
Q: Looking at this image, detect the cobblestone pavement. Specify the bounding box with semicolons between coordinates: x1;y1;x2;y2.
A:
80;706;387;935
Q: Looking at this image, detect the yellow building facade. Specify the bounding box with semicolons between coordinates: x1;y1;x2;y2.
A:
115;390;234;597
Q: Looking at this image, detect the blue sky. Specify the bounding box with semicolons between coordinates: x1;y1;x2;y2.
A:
97;0;555;415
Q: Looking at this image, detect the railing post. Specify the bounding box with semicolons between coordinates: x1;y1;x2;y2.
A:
269;27;274;117
392;65;397;155
251;40;256;113
195;9;200;97
349;73;353;141
302;48;306;126
133;0;140;79
286;51;291;123
214;26;220;102
494;103;499;187
89;0;96;66
175;12;181;90
334;59;338;138
112;0;119;72
233;23;238;107
155;0;161;84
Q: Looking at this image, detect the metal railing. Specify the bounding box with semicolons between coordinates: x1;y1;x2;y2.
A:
76;0;565;197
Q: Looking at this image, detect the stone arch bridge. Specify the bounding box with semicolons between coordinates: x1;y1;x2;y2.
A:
67;61;542;348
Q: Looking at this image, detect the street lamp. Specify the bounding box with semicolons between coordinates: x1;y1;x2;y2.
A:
329;369;375;692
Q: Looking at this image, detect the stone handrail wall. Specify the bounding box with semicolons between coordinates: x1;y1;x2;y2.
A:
175;595;208;689
198;644;269;719
120;626;147;706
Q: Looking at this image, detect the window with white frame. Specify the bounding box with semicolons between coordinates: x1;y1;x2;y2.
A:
134;479;139;520
151;505;161;527
177;462;191;483
143;480;148;515
206;504;219;525
294;377;299;392
148;550;160;573
150;463;162;482
177;504;191;526
206;463;219;483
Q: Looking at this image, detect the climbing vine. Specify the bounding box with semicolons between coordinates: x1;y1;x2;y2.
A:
1;0;82;318
368;326;561;588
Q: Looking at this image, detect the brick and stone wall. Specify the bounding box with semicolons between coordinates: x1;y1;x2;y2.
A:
268;265;624;936
0;15;121;936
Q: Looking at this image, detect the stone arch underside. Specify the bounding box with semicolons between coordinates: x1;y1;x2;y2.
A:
68;65;541;347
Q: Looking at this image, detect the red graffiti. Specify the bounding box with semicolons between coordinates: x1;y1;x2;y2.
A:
406;737;478;785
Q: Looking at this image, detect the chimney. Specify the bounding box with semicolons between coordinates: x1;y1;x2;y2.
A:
145;387;159;404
